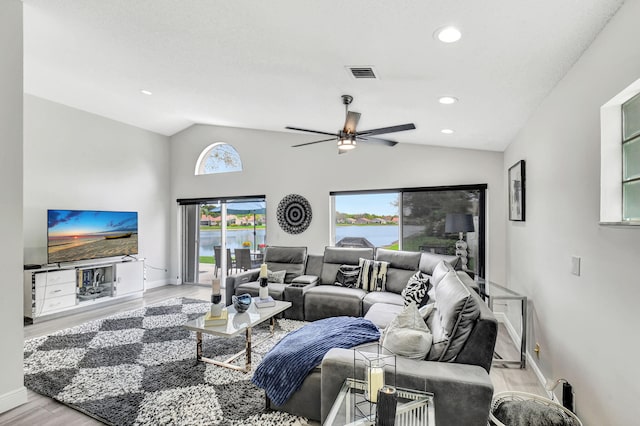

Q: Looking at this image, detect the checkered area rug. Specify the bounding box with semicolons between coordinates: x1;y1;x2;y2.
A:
23;297;309;425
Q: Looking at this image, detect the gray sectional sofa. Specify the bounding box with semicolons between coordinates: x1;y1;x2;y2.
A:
226;246;498;425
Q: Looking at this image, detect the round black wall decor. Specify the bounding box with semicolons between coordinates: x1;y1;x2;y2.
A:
277;194;312;234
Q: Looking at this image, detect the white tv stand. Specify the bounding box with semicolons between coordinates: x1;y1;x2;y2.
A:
24;258;145;323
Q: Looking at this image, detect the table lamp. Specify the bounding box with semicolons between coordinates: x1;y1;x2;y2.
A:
444;213;474;269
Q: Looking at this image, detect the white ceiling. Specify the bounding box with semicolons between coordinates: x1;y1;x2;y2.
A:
23;0;624;151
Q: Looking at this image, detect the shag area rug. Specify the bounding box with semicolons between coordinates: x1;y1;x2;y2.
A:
24;297;309;425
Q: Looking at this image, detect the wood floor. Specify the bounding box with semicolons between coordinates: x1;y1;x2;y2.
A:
1;284;545;425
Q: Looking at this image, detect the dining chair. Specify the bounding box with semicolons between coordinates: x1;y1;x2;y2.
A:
234;248;258;272
213;246;234;277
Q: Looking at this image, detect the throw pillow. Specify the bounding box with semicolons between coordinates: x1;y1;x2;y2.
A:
357;258;390;292
381;303;432;360
267;269;286;284
401;271;430;307
431;260;454;289
419;302;435;320
334;264;362;288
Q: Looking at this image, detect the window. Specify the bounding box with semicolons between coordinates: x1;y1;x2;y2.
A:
333;192;399;249
622;93;640;220
195;142;242;175
600;77;640;224
331;185;486;277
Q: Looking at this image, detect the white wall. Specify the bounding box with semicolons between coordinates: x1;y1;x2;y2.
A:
170;124;505;284
23;95;173;287
504;1;640;424
0;0;27;413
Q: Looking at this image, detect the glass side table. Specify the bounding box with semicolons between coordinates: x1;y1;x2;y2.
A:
477;278;527;368
324;378;435;426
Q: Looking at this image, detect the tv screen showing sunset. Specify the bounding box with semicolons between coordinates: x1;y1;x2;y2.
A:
47;210;138;263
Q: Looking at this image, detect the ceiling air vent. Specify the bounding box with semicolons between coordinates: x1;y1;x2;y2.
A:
348;67;377;79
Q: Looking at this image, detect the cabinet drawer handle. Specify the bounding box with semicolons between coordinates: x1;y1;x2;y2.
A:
52;289;62;293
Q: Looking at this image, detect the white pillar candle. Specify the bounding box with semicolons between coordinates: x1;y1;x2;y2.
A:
259;263;268;278
367;366;384;403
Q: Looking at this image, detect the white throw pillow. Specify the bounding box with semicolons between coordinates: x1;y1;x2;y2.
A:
381;303;432;360
267;269;286;284
431;260;454;288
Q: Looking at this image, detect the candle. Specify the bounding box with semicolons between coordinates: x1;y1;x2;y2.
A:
259;263;268;278
212;279;220;295
367;366;384;403
375;386;397;426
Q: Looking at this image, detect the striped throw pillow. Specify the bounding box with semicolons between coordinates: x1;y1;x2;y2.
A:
357;258;390;291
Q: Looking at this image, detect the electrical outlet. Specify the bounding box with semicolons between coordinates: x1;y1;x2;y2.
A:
571;256;581;276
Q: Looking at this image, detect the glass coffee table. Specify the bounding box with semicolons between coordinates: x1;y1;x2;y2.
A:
184;300;291;373
324;378;435;426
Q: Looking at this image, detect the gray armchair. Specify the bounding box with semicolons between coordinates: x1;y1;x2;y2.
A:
228;246;308;305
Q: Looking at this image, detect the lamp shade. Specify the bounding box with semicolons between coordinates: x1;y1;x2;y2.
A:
445;213;474;233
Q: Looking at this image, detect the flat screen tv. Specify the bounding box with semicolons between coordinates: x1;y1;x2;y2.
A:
47;209;138;263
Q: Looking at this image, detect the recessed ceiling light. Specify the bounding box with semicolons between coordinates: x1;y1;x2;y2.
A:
434;26;462;43
441;129;454;134
140;89;153;96
438;96;458;105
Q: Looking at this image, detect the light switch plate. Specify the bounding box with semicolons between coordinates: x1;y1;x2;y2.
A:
571;256;581;276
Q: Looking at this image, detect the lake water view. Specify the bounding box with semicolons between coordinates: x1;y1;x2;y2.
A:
199;225;405;255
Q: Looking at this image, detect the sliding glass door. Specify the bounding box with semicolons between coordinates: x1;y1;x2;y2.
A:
179;197;266;285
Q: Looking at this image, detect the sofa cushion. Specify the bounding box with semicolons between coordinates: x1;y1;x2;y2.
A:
426;271;480;362
264;246;308;283
320;247;374;285
362;291;404;315
363;302;403;329
268;269;286;284
304;285;367;321
334;265;361;288
382;303;432;360
375;248;422;294
401;271;430;307
235;281;287;300
418;252;461;275
357;258;389;291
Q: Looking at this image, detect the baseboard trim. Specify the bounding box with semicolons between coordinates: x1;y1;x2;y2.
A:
496;312;554;399
145;279;171;289
0;386;27;414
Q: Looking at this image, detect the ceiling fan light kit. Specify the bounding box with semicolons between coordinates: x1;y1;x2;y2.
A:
287;94;415;154
337;137;356;151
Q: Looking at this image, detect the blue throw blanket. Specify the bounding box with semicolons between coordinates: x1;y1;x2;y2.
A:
252;316;380;406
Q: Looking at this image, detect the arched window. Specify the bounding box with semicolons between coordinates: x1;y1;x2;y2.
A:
195;142;243;175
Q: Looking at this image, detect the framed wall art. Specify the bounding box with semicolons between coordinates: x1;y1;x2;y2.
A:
508;160;526;221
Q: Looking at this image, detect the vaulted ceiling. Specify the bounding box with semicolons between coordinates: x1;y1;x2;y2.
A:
23;0;624;151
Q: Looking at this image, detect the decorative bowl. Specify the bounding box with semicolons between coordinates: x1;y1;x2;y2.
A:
232;293;252;313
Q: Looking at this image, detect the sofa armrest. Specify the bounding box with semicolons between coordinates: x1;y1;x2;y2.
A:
225;269;259;307
321;348;493;426
291;274;319;286
283;278;318;320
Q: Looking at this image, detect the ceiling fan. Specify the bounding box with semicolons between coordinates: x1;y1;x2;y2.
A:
287;95;416;154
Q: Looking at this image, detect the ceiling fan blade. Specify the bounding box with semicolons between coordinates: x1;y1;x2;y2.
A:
286;126;339;137
343;111;361;134
356;136;398;147
356;123;416;137
291;138;336;148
